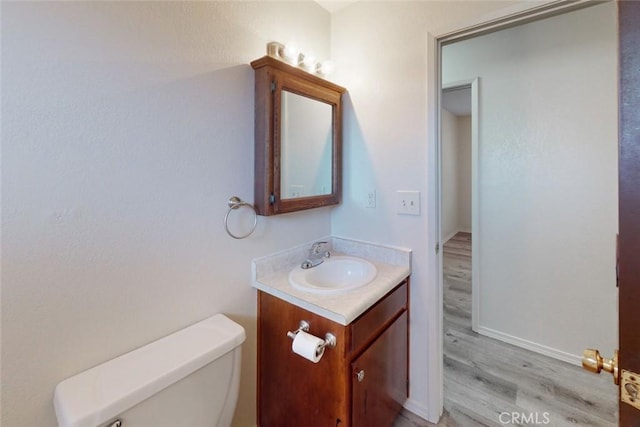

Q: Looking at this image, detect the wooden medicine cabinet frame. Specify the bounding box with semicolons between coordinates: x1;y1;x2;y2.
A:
251;55;346;216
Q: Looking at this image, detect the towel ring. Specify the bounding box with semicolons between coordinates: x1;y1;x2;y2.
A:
225;196;258;239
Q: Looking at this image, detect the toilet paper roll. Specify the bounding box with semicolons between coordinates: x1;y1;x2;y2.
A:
292;331;325;363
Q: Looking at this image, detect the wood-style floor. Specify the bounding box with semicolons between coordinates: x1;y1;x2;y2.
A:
441;232;618;426
393;232;618;427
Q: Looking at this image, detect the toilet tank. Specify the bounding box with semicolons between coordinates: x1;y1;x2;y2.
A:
54;314;246;427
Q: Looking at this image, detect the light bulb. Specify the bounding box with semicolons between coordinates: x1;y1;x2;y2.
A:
317;60;335;76
301;54;317;71
283;44;299;63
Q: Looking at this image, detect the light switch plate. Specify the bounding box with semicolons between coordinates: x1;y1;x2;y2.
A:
396;190;421;215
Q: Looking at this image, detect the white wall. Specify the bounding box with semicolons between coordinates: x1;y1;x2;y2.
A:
441;109;471;242
329;0;523;420
1;2;332;426
442;2;618;362
457;116;472;232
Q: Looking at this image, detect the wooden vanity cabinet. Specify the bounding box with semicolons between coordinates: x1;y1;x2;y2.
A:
257;279;409;427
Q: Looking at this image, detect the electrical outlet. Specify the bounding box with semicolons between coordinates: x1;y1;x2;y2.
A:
396;190;420;215
366;189;376;208
289;184;304;198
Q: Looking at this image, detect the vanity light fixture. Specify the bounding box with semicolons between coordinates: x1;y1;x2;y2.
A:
266;41;335;77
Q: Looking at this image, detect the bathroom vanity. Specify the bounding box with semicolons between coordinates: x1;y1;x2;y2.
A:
253;238;411;427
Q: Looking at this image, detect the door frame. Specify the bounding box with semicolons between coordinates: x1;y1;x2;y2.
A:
440;79;480;333
426;0;607;421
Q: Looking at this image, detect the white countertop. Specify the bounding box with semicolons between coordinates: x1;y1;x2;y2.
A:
252;237;411;325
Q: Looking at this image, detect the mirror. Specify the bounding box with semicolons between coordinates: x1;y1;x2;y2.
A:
251;55;346;216
281;90;333;199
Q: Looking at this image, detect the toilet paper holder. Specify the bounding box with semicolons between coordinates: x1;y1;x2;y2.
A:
286;320;310;339
286;320;337;352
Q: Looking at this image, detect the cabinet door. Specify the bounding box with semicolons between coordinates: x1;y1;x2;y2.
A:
258;292;349;427
351;311;408;427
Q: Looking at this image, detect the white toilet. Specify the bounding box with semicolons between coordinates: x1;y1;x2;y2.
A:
54;314;245;427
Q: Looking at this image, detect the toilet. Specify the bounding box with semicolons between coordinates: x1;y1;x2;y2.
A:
54;314;245;427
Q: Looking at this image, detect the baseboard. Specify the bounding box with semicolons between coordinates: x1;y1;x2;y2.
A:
403;398;437;424
475;325;582;366
442;230;457;244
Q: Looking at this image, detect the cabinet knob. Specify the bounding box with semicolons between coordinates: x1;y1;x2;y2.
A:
356;369;365;382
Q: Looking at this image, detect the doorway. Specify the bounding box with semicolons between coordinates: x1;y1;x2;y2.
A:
441;81;479;335
438;1;618;425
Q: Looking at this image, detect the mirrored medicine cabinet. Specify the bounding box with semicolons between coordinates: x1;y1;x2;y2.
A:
251;55;346;216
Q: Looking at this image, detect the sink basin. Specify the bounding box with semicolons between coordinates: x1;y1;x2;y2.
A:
289;256;377;294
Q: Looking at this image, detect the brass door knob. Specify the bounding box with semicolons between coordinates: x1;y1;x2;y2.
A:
582;348;619;385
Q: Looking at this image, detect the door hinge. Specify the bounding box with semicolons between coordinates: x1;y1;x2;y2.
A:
270;81;276;92
622;370;640;411
436;243;440;255
269;193;276;204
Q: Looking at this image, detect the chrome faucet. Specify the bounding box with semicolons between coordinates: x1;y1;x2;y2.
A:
301;241;331;269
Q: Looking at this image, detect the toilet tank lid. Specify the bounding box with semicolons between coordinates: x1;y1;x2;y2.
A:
53;314;245;427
